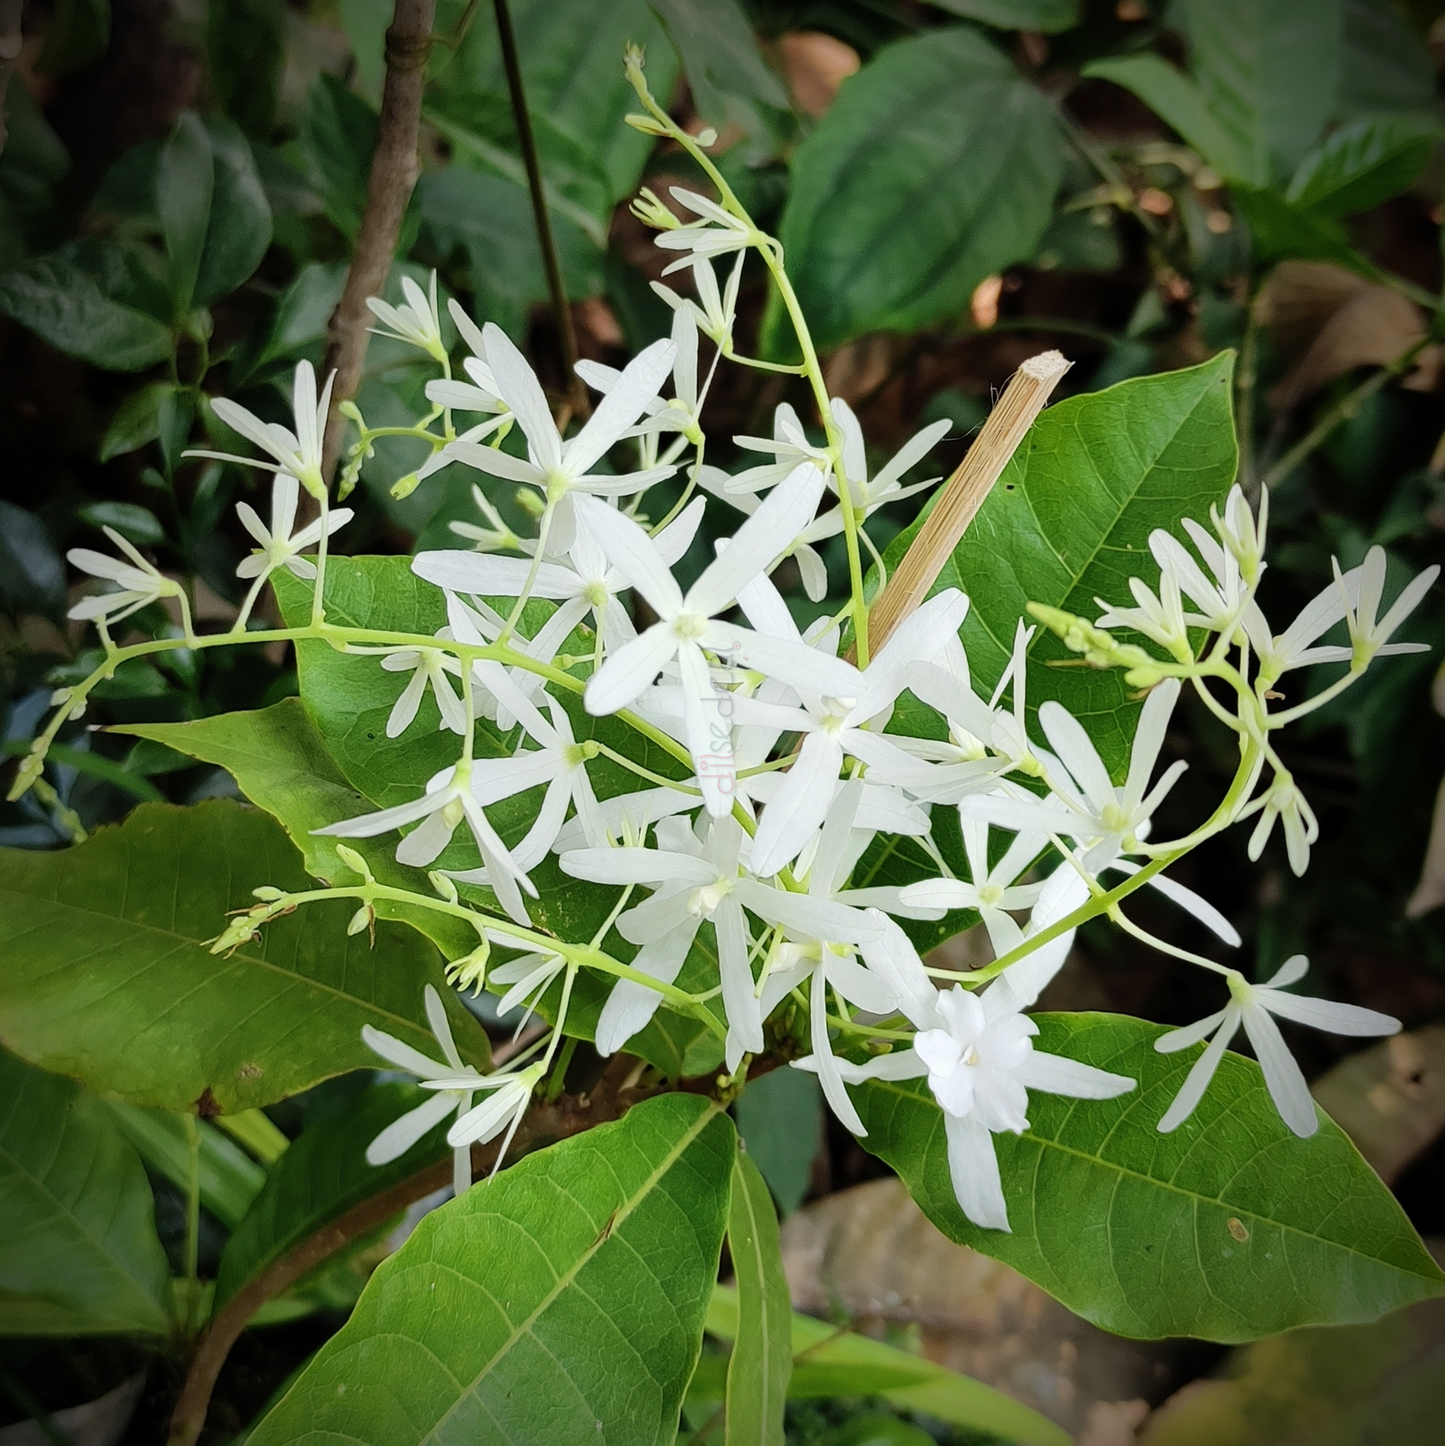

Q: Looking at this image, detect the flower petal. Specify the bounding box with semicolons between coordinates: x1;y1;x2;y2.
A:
365;1090;457;1165
1156;1010;1241;1132
585;623;679;715
573;494;684;618
944;1112;1010;1232
1015;1050;1135;1100
484;323;562;472
1241;1004;1318;1137
564;337;677;476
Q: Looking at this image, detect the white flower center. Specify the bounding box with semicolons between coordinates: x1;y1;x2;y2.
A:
687;877;732;917
673;611;708;641
977;882;1004;908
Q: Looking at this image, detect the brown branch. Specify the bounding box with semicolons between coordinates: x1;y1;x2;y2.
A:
164;1060;652;1446
862;350;1072;657
319;0;437;482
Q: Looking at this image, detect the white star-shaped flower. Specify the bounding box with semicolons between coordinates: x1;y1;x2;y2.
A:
67;527;182;625
235;473;353;582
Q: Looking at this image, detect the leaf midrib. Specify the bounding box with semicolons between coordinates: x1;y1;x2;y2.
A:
868;1078;1441;1281
0;886;435;1047
423;1100;723;1442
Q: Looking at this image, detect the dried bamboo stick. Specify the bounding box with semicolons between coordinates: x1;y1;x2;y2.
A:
863;350;1072;656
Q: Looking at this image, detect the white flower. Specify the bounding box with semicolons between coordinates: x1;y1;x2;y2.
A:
443;323;679;548
362;984;483;1197
577;473;862;816
1334;545;1437;672
913;985;1135;1231
440;1060;546;1171
1094;567;1191;661
1245;768;1318;876
414;496;705;656
1150;525;1243;633
66;527;181;625
1243;564;1368;685
578;305;707;446
726;403;835;496
652;186;756;272
368;272;446;362
745;589;970;877
965;679;1186;870
189;360;332;499
235;473;353;582
447;484;524;553
445;691;607;877
376;642;466;738
1212;483;1268;588
314;762;535;924
652;252;744;346
1156;956;1399;1137
486;940;567;1032
898;819;1046;958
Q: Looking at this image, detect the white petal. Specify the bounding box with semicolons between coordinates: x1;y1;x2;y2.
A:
573;494;684;618
1038;702;1115;816
585;623;679;715
365;1091;458;1164
1015;1051;1135;1100
944;1112;1010;1232
1156;1010;1241;1132
748;731;844;878
361;1024;446;1078
595;926;695;1055
315;789;451;839
484;323;562;472
1122;678;1179;815
718;898;762;1069
385;668;428;739
1109;861;1241;947
810;966;866;1135
448;1086;524;1147
445;438;546;487
560;847;712;887
564;338;677;476
1241;1004;1318;1137
1258;990;1400;1038
702;622;862;700
1154;1008;1230;1053
735;878;882;944
413;551;574;601
654;495;707;567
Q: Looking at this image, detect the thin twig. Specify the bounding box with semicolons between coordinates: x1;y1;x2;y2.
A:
164;1059;651;1446
1257;336;1430;492
863;351;1072;656
492;0;588;422
320;0;437;482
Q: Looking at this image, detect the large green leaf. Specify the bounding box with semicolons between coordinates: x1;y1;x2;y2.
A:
194;115;273;307
929;0;1080;33
206;0;286;139
246;1094;735;1446
725;1152;790;1446
1181;0;1342;186
856;1013;1445;1342
1336;0;1437;120
217;1081;449;1309
775;27;1062;350
703;1286;1068;1443
436;0;679;207
0;1048;172;1336
0;799;488;1112
158;113;214;315
882;353;1238;777
1285;112;1443;219
0;255;174;371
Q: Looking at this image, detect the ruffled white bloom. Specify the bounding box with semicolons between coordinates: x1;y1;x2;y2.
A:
235;473;353;582
744;589;970;877
414;496;705;656
368;272;446;362
189;360;332;499
443;323;678;548
577;475;862;815
1155;956;1399;1137
898;819;1046;958
966;679;1186;870
1334;545;1437;672
314;762;535;924
376;642;466;738
652;187;756;272
362;984;483;1196
652;252;744;345
67;527;182;625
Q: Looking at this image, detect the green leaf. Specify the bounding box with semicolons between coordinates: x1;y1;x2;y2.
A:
1081;55;1250;181
194;115;273;307
0;501;66;617
106;1102;267;1229
338;0;390;105
1180;0;1342;185
1286;112;1443;218
1231;187;1374;272
734;1066;820;1216
645;0;788;142
417;167;603;341
99;381;180;462
300;74;379;243
37;0;111;76
246;1094;735;1446
775;27;1063;351
0;1047;171;1336
725;1152;791;1446
78;500;165;544
1336;0;1437;120
883;353;1238;777
0;799;489;1112
929;0;1080;33
704;1285;1068;1443
206;0;286;139
437;0;680;206
216;1081;449;1309
158;112;215;315
856;1012;1445;1342
0;255;173;370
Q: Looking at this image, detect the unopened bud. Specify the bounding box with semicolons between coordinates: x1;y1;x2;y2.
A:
391;472;422;500
429;870;459;906
252;886;286;902
347;903;376;938
7;741;47;802
693;126;718;149
624;112;669;137
334;844;372;881
514;487;546;520
629;186;680;232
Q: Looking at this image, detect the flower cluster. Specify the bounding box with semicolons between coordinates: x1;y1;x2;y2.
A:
42;60;1433;1232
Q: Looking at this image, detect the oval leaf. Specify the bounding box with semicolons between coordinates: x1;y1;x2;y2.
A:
856;1012;1445;1342
246;1093;735;1446
0;799;488;1112
726;1152;791;1446
777;27;1063;350
0;1048;171;1336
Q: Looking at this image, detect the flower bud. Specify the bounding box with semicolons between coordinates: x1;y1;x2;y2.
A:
629;187;681;232
334;844;373;881
429;871;459;906
347;904;376;938
624;112;669;137
253;886;286;902
446;936;491;993
391;472;422;500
